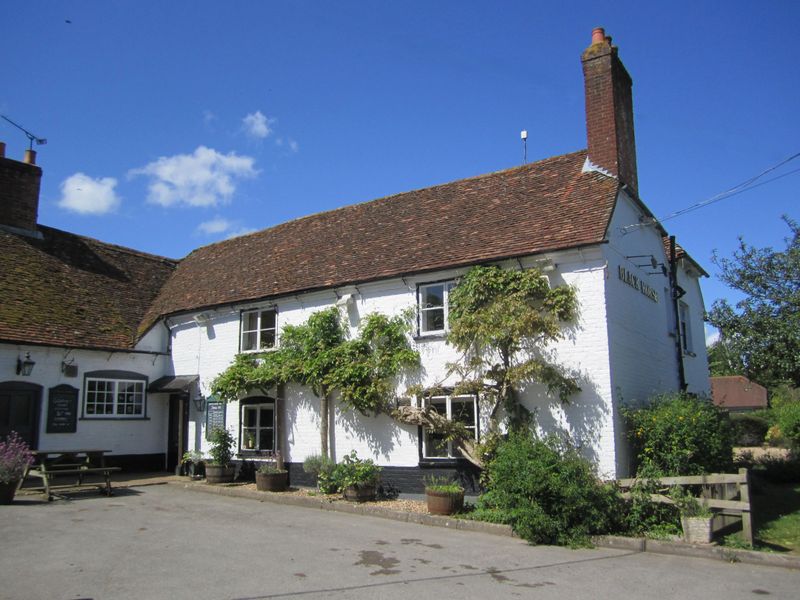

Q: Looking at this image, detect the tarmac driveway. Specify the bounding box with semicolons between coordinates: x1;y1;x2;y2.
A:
0;484;796;600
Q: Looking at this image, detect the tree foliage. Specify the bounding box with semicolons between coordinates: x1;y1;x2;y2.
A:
211;307;419;458
708;217;800;388
446;265;580;431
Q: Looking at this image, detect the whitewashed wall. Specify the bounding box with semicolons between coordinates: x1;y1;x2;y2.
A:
676;260;711;396
0;342;170;457
169;250;627;477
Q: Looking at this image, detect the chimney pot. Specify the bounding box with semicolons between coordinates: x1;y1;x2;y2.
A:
591;27;606;45
23;149;37;165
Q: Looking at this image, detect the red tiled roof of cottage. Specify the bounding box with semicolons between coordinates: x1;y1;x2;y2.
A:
0;225;176;350
140;150;619;334
662;236;709;277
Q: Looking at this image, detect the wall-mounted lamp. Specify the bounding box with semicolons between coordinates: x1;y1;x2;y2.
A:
193;395;206;412
16;352;35;376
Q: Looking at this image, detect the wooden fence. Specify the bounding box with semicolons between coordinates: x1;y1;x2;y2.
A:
616;468;753;545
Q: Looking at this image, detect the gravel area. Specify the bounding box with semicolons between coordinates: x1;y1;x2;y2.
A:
238;483;431;513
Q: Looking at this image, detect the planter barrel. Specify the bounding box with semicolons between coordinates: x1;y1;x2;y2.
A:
205;464;235;484
0;480;20;504
256;471;288;492
426;489;465;515
682;515;713;544
343;484;377;502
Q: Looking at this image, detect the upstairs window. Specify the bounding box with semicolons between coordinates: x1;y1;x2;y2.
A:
423;395;478;458
241;308;277;352
418;281;455;335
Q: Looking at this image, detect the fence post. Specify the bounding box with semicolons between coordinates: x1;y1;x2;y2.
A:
739;468;753;546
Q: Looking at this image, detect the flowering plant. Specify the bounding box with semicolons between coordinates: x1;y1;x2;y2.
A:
0;431;34;484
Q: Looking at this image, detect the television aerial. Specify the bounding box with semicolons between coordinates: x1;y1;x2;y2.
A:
1;115;47;150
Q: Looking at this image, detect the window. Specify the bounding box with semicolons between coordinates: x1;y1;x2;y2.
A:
84;378;145;418
423;395;478;458
679;301;693;354
241;400;275;452
241;308;277;351
418;281;455;334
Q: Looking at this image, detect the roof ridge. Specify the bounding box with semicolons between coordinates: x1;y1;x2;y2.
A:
188;149;589;255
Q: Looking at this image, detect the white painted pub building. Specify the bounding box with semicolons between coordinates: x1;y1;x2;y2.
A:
0;29;709;488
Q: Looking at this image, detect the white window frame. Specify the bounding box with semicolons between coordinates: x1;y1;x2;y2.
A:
679;301;693;354
240;308;278;352
422;394;478;459
418;281;455;335
84;378;145;418
240;401;275;453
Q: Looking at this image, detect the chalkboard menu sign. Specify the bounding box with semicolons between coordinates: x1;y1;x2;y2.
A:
47;385;79;433
206;402;226;440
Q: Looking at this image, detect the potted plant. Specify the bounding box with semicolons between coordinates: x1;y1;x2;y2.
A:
255;453;288;492
671;486;714;544
303;454;338;494
424;475;465;515
0;431;34;504
180;450;206;479
205;427;236;484
336;450;381;502
243;431;255;450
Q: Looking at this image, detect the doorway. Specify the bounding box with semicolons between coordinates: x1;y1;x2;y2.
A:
0;381;42;448
167;393;189;472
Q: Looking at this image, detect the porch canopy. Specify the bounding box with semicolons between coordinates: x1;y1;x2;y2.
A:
148;375;198;393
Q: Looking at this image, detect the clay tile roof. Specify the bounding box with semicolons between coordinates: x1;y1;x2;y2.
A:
141;149;618;334
0;225;176;350
662;236;709;277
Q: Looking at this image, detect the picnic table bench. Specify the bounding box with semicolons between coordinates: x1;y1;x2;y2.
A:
20;450;121;501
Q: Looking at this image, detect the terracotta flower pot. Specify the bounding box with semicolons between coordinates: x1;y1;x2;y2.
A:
426;489;465;515
205;464;235;484
343;483;377;502
0;480;20;504
256;471;288;492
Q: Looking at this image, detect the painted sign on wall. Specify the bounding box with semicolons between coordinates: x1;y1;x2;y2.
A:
618;265;659;302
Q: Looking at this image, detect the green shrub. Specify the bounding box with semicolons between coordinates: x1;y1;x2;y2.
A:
207;427;235;466
333;450;381;490
623;393;733;476
730;412;770;447
736;452;800;484
424;475;464;494
776;402;800;451
303;454;338;493
476;432;621;547
622;464;681;536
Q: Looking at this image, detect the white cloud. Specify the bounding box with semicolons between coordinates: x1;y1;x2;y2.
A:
58;173;120;215
197;217;233;235
288;138;299;153
130;146;257;208
202;110;216;124
705;326;720;347
242;111;273;139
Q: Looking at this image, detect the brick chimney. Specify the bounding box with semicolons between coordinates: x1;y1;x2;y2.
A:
0;142;42;233
581;27;638;197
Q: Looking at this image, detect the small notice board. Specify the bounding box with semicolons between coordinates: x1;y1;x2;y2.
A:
47;385;79;433
205;402;226;440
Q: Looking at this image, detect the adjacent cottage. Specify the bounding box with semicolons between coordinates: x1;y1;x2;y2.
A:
0;29;709;487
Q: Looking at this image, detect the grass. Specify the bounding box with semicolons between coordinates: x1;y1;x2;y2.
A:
722;479;800;553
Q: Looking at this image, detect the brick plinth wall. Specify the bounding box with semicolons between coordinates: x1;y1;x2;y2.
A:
581;31;638;197
0;156;42;232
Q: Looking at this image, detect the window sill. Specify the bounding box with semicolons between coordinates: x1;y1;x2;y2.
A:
413;333;447;342
80;416;150;421
418;458;469;468
237;450;277;457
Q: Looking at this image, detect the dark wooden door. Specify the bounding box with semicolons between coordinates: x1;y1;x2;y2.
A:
167;393;189;471
0;382;42;448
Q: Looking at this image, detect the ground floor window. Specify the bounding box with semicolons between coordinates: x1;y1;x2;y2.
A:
423;395;478;458
241;400;275;452
84;378;145;417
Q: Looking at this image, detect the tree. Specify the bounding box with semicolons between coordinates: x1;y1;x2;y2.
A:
708;217;800;389
211;307;419;459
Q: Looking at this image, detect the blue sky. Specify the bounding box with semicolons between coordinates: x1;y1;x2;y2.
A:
2;1;798;344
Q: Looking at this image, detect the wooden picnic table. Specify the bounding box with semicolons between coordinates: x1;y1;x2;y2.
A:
21;449;121;500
